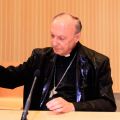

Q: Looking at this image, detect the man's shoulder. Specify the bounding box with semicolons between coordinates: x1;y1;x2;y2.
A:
32;47;54;56
80;44;109;63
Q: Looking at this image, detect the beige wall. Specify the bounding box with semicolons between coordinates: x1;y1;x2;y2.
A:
0;0;120;97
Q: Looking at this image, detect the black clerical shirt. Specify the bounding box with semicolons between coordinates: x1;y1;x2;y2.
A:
49;45;78;102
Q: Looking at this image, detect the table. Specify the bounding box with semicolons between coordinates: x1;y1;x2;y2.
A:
0;110;120;120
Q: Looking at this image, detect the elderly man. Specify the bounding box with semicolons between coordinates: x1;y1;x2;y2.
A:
0;13;116;113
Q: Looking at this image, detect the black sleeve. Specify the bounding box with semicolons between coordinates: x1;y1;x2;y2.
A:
73;58;117;111
0;49;40;89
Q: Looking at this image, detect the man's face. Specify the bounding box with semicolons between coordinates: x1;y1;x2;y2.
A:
51;19;79;56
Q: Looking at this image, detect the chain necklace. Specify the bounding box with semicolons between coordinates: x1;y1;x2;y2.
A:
49;52;77;98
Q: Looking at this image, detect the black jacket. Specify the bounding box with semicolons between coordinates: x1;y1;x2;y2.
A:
0;42;116;111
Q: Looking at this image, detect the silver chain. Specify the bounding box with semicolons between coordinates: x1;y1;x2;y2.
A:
53;52;77;90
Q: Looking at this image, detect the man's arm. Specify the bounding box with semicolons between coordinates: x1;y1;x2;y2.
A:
0;49;39;89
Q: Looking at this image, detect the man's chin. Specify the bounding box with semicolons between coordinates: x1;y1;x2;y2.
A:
53;50;63;56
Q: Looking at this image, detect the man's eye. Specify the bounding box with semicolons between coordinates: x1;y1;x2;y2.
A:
51;34;54;38
59;37;65;41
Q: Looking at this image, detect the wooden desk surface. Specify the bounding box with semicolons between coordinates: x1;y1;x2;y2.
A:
0;110;120;120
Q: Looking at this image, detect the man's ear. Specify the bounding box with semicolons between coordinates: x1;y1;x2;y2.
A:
74;32;81;43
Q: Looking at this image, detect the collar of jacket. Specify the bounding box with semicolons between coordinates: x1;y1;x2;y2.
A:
75;42;97;102
39;52;57;108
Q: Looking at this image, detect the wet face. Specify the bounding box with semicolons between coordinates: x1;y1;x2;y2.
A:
51;16;79;56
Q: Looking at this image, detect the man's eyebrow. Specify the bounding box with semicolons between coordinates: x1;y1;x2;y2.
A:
51;33;66;38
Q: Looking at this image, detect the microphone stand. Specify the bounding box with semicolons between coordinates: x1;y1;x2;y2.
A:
21;75;38;120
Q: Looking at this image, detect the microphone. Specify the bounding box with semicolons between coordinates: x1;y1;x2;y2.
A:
21;69;40;120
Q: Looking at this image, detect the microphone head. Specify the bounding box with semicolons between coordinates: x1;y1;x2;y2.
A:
34;69;40;77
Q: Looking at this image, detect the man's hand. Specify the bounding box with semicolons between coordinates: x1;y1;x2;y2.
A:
46;97;75;113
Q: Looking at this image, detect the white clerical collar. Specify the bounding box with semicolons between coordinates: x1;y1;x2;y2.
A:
64;54;70;57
